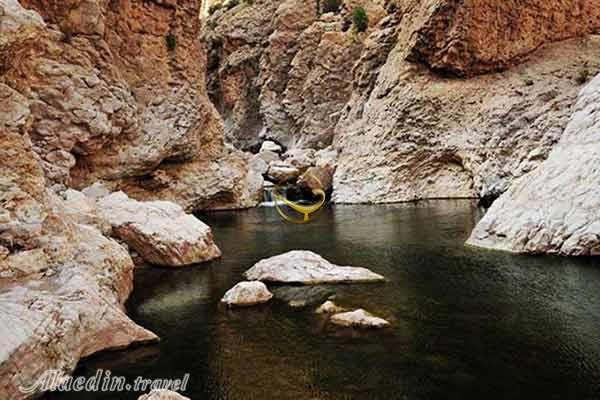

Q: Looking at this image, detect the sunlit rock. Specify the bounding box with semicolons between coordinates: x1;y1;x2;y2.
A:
97;192;221;267
244;250;385;284
221;281;273;307
330;309;390;329
138;389;190;400
467;74;600;256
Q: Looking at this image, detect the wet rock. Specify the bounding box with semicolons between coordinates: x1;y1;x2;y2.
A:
138;390;190;400
467;74;600;256
97;192;222;267
271;286;334;308
330;309;390;329
221;281;273;307
244;250;385;284
316;300;345;314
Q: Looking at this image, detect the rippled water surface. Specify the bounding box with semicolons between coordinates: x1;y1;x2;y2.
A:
51;202;600;400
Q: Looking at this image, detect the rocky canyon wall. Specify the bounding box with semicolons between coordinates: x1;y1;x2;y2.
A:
1;0;261;212
204;0;600;207
332;0;600;204
203;0;386;150
467;74;600;256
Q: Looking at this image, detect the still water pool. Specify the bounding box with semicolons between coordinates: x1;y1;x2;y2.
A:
50;201;600;400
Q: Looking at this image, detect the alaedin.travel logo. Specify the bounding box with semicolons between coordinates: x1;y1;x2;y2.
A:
19;369;190;394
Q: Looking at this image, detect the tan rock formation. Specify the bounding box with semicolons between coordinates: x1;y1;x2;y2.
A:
401;0;600;77
0;83;157;399
467;74;600;256
330;308;390;328
333;31;600;203
138;389;191;400
1;0;258;211
96;192;222;267
203;0;375;149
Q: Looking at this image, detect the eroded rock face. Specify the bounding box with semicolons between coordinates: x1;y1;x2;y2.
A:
467;74;600;256
97;192;222;267
203;0;378;150
221;281;273;307
333;31;600;204
0;99;157;399
1;0;258;211
401;0;600;77
244;250;385;284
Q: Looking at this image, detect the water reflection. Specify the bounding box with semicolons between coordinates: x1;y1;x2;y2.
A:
49;202;600;400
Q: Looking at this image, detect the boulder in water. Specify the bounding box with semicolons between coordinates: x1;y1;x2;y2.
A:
97;192;221;267
244;250;385;284
221;281;273;307
330;309;390;329
138;390;190;400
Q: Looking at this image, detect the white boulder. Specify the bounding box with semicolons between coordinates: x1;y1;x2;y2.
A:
243;250;385;284
138;390;190;400
330;309;390;329
221;281;273;307
96;192;221;267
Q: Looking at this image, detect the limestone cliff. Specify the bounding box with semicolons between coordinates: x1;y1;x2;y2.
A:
203;0;385;150
1;0;261;211
333;0;600;204
466;74;600;256
0;77;157;399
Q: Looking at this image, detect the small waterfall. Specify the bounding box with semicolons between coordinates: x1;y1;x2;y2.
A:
259;182;284;207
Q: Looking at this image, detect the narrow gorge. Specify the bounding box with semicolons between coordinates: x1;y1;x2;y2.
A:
0;0;599;399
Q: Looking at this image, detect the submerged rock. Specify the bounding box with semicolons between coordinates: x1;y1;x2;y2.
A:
271;286;334;308
244;250;385;284
221;281;273;307
97;192;222;267
138;390;190;400
467;74;600;256
330;309;390;329
316;300;345;314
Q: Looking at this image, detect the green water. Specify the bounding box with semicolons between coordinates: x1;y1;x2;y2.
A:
50;201;600;399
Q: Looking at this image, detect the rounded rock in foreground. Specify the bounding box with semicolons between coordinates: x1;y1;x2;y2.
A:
221;281;273;307
138;389;190;400
330;309;390;329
